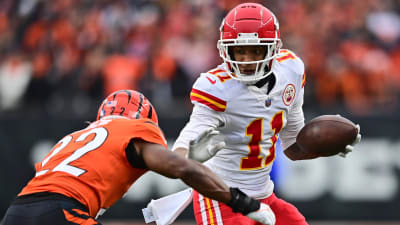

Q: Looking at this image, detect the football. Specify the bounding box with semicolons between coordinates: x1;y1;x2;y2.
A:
296;115;359;157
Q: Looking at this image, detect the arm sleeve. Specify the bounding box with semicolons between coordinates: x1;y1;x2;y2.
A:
125;139;148;169
172;105;225;151
279;88;305;150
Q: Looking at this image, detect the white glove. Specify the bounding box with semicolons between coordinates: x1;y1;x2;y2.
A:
339;124;362;158
188;127;225;162
246;203;276;225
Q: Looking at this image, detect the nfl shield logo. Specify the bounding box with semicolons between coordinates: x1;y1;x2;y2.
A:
265;98;271;107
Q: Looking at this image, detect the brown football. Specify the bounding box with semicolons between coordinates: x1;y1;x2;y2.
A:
296;115;359;157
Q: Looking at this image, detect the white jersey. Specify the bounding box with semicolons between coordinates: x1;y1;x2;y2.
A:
173;49;306;199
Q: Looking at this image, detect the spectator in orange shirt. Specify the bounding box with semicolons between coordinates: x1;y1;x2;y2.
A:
102;55;145;96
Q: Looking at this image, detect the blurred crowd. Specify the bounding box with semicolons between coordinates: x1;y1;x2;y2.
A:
0;0;399;119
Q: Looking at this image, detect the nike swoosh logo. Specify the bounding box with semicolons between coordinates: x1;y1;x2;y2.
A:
206;76;216;84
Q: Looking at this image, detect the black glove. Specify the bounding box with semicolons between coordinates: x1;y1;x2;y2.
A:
227;187;260;215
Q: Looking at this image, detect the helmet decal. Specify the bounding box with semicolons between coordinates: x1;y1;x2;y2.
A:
97;90;158;124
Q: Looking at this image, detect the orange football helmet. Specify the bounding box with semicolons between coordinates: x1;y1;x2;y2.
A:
217;3;282;84
97;90;158;124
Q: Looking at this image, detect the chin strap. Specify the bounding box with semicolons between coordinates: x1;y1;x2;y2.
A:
254;73;276;94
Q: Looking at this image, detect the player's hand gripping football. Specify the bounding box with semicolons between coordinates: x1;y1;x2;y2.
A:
339;124;361;158
188;128;225;162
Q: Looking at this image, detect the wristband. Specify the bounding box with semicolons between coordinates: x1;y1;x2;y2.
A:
227;187;260;215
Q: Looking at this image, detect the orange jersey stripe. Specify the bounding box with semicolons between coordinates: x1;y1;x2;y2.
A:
190;89;226;112
301;73;306;88
71;208;90;216
63;209;87;224
63;209;98;224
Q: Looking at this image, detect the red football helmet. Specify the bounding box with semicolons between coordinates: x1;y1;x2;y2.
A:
217;3;282;84
97;90;158;124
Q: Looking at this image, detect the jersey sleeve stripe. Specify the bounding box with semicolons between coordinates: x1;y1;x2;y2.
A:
208;68;225;75
301;73;306;88
190;89;226;112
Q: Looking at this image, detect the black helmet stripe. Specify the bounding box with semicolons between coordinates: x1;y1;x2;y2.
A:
136;93;144;119
147;105;153;119
98;90;133;119
112;90;132;103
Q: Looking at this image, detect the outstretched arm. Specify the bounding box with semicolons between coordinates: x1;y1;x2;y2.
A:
136;139;230;203
135;139;275;225
174;127;225;162
173;105;226;161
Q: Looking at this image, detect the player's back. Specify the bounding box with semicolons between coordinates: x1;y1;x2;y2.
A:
19;117;167;217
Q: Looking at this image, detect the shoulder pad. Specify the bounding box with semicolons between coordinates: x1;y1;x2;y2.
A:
190;70;230;112
125;119;168;148
275;49;305;76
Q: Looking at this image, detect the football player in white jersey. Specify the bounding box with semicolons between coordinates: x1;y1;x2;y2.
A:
171;3;360;225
